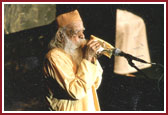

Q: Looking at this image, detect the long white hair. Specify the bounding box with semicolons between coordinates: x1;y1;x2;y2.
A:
48;27;67;49
48;26;84;66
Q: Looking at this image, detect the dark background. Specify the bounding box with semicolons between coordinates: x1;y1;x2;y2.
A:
4;4;164;111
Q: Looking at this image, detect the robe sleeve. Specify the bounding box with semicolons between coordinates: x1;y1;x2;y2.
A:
44;49;103;100
93;60;103;89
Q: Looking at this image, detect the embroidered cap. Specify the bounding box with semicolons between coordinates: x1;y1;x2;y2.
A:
56;10;83;27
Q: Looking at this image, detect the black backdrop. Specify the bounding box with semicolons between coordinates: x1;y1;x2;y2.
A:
4;4;164;111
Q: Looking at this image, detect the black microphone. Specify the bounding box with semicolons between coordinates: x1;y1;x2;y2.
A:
113;48;155;64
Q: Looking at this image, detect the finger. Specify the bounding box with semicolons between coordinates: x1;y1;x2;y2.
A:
86;39;94;45
92;43;101;49
95;45;102;51
92;44;101;52
102;42;106;47
89;40;100;46
96;44;101;50
87;39;98;46
90;42;101;48
88;42;100;50
95;43;101;48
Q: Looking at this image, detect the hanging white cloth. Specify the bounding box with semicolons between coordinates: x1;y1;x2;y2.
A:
114;9;151;75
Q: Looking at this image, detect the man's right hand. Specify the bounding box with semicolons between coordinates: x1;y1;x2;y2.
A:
84;39;101;62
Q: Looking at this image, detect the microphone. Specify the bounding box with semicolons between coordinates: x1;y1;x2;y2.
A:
112;48;155;65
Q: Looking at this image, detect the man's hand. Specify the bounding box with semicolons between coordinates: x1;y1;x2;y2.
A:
84;39;101;62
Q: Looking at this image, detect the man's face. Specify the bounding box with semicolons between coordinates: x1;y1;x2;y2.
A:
66;21;86;48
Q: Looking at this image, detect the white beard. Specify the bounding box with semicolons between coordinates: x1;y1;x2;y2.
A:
64;37;84;66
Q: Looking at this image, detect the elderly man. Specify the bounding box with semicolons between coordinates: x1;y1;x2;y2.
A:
43;10;103;111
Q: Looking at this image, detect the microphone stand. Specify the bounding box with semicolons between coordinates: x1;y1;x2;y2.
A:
102;48;163;78
124;54;164;92
117;50;163;79
122;52;164;92
125;56;150;79
100;48;164;91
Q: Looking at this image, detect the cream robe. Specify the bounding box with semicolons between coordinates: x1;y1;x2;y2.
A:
43;48;103;111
